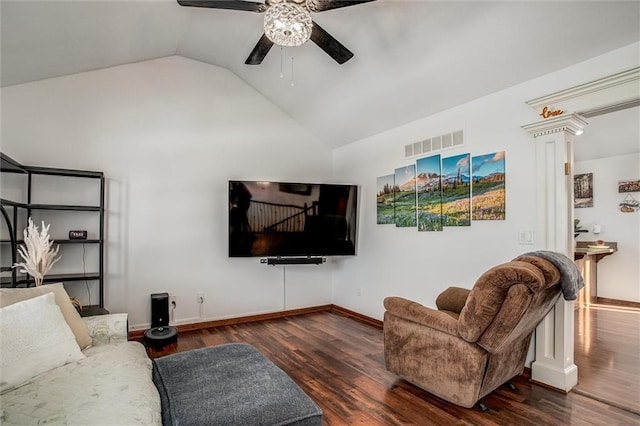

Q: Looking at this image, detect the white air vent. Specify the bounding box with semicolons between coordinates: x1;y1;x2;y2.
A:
442;133;452;148
405;144;413;157
404;130;464;158
413;141;423;156
453;130;464;146
432;136;442;151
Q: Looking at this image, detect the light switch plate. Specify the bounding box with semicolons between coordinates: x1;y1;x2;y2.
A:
518;231;534;245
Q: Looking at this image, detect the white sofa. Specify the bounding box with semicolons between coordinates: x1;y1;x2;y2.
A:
0;285;161;425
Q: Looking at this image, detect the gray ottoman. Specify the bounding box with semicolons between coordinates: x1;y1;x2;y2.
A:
152;343;322;426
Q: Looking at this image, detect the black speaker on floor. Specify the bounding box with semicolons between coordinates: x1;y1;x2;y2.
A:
151;292;170;327
145;292;178;349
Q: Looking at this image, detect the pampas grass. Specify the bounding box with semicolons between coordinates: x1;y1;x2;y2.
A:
12;218;61;286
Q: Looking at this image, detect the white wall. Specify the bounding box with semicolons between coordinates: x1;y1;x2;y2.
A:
0;56;335;329
2;43;639;329
574;153;640;302
331;42;640;319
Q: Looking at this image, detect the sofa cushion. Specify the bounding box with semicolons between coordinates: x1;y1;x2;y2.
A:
0;341;161;425
0;292;86;393
0;283;92;349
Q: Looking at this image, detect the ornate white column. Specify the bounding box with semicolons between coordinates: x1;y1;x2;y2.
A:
522;113;588;391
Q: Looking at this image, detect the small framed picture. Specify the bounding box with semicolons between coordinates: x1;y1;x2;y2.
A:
574;173;593;208
618;179;640;193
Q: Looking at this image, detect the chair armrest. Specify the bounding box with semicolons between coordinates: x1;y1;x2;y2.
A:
383;297;459;336
435;287;470;314
82;313;128;346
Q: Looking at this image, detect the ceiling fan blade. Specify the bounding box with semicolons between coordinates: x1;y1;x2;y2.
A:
310;22;353;64
245;34;275;65
307;0;375;13
177;0;266;13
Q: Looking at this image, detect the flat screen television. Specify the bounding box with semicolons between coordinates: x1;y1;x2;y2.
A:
229;180;358;257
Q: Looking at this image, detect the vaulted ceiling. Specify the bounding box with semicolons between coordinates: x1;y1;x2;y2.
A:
2;1;639;148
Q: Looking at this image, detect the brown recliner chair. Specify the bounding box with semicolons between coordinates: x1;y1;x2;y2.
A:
383;255;563;409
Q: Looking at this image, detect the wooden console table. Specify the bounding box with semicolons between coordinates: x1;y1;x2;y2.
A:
574;241;617;306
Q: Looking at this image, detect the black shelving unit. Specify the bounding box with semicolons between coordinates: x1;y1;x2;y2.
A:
0;152;105;308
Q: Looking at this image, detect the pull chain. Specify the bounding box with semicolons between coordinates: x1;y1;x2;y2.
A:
278;48;297;87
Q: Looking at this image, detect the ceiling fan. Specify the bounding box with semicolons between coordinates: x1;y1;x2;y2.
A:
176;0;375;65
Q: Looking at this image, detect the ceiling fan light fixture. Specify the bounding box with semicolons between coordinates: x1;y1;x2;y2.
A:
263;2;312;47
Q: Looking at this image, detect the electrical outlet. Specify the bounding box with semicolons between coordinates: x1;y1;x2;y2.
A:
356;287;362;296
169;295;177;307
197;292;204;304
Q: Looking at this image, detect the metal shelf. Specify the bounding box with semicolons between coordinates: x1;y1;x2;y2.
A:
79;305;110;317
1;153;102;179
0;199;101;211
0;153;28;174
0;199;26;208
0;273;101;287
28;204;102;211
1;239;101;244
0;152;105;307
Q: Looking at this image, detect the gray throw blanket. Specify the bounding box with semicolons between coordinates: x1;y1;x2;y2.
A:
521;250;584;300
152;343;322;426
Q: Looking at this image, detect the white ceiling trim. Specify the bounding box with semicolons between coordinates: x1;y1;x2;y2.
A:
526;67;640;117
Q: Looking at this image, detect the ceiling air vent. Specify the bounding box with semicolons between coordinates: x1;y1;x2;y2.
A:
453;130;464;146
432;135;442;151
413;141;423;156
404;130;464;158
405;144;414;157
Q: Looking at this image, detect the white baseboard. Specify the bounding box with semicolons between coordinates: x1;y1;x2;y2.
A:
531;360;578;392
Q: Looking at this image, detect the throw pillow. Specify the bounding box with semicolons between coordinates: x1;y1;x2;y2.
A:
0;292;86;393
0;283;92;349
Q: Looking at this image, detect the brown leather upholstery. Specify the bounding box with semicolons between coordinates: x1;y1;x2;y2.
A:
383;256;562;408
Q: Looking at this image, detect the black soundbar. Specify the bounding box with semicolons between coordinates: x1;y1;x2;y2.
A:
260;257;326;265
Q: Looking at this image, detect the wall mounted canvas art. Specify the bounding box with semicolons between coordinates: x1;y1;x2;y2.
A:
416;154;443;231
471;151;506;220
441;153;471;226
618;179;640;193
376;174;395;224
394;165;417;227
574;173;593;208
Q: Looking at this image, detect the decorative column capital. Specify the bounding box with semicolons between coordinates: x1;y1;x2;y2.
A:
522;113;589;138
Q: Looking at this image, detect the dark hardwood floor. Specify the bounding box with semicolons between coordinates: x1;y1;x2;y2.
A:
574;304;640;415
142;311;640;425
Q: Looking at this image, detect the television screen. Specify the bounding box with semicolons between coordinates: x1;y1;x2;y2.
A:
229;180;358;257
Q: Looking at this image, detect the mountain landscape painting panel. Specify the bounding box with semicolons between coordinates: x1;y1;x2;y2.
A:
441;153;471;226
416;154;443;231
472;151;506;220
376;174;395;224
394;165;417;227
